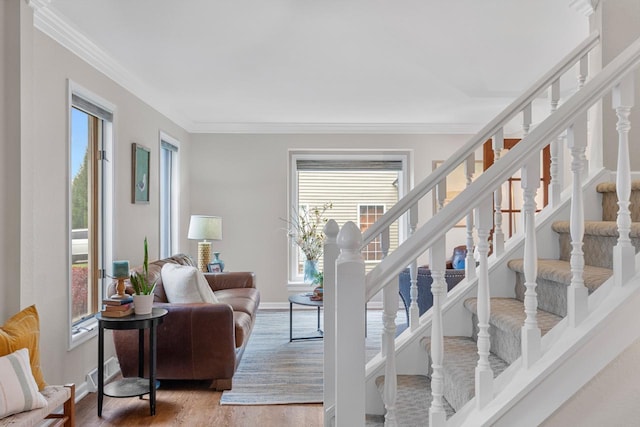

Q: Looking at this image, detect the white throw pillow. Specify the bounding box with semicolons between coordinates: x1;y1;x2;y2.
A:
161;263;219;304
0;348;47;419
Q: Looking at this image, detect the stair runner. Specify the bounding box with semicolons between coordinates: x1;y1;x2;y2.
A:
370;181;640;425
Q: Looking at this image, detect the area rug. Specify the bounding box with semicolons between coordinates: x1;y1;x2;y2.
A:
220;308;386;405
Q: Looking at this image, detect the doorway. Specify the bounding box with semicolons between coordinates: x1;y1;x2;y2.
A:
483;139;551;237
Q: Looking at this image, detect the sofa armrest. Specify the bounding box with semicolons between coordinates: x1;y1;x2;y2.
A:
204;271;256;292
113;302;237;380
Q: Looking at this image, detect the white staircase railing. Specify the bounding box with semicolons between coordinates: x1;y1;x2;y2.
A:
324;29;640;426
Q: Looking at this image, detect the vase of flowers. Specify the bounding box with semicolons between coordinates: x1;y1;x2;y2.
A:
283;202;332;283
303;260;319;284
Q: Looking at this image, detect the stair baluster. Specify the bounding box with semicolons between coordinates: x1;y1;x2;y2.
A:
613;75;636;286
578;54;588;89
409;204;420;330
523;102;532;137
380;227;391;355
567;114;589;327
465;159;477;281
428;236;447;427
382;281;398;426
549;79;564;207
492;132;505;255
578;55;591;178
474;195;494;408
381;225;398;426
323;220;339;427
335;222;366;426
436;178;446;211
521;155;542;368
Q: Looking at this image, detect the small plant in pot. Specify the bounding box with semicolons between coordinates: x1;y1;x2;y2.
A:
311;271;323;301
130;237;157;315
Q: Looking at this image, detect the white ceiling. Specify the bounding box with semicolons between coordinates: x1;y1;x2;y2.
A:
40;0;589;133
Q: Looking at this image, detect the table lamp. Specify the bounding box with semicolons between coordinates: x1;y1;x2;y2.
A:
188;215;222;272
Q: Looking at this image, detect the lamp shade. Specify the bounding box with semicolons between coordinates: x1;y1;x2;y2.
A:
188;215;222;241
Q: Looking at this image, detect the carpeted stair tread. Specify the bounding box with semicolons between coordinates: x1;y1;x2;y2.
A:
507;258;611;292
596;181;640;222
423;336;509;411
463;297;562;363
596;180;640;193
552;221;640;268
551;220;640;237
372;375;455;426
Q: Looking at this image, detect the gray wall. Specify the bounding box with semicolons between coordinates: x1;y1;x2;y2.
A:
0;3;192;387
188;133;472;305
598;0;640;170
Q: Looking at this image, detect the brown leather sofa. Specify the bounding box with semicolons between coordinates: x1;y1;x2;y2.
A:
109;254;259;390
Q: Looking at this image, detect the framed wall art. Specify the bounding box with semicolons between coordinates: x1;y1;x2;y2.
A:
132;143;150;204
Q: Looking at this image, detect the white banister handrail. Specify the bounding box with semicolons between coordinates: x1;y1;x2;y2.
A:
363;33;640;301
360;32;600;249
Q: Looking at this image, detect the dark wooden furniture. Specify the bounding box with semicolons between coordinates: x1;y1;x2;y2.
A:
97;308;168;417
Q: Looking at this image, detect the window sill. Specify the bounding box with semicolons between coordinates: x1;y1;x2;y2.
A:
287;282;316;293
70;317;98;350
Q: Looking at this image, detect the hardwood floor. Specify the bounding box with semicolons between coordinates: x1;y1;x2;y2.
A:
76;379;323;426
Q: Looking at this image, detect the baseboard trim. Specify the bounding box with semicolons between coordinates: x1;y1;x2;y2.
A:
76;357;120;401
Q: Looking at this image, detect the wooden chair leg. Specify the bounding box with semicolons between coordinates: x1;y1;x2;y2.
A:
63;383;76;427
44;384;76;427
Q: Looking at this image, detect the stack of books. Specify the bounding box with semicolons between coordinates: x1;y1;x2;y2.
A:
101;296;134;317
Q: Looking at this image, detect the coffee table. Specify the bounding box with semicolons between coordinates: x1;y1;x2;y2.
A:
288;293;323;342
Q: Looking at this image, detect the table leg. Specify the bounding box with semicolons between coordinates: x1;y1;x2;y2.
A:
149;323;157;416
138;329;144;399
97;324;104;417
289;302;293;342
317;306;321;331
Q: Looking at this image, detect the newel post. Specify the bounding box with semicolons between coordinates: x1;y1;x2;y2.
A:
335;221;366;426
323;219;339;426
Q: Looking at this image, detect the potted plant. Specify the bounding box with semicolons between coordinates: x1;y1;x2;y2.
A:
311;271;324;301
284;203;332;283
130;237;157;315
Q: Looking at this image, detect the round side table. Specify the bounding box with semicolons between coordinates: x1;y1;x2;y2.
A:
96;308;168;416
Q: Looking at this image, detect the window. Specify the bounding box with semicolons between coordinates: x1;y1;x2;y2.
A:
69;82;113;347
160;133;180;258
289;152;410;283
358;205;385;261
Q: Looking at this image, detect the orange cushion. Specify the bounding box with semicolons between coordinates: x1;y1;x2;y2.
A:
0;305;46;390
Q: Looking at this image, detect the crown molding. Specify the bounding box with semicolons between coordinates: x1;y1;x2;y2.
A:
33;6;192;130
188;121;481;134
569;0;599;17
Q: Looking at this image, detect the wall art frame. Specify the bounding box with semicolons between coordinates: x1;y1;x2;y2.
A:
132;143;150;204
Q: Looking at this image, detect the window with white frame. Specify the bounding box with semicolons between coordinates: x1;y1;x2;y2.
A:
289;151;409;283
358;204;385;261
160;133;180;259
68;82;113;347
